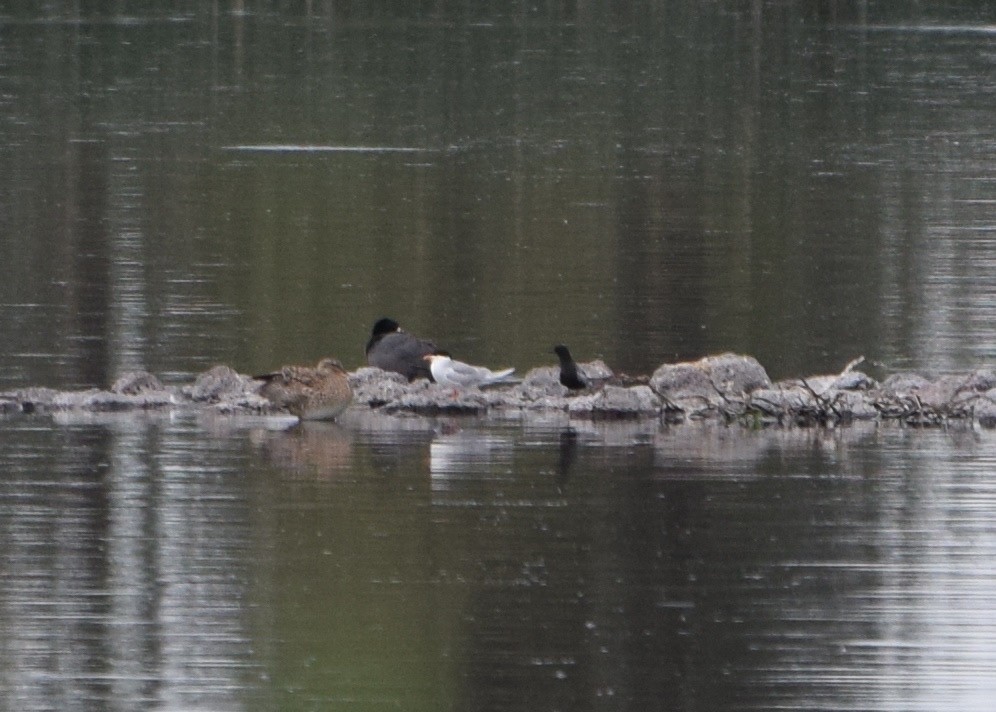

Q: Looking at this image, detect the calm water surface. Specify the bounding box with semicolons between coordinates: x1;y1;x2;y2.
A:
1;4;995;387
2;3;996;711
2;413;996;711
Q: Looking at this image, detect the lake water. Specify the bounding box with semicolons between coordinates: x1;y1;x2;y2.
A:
2;413;996;711
2;4;996;711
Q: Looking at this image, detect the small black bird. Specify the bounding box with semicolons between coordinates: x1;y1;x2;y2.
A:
365;318;438;381
553;344;589;390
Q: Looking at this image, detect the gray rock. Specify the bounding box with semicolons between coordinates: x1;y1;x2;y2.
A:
184;365;256;402
701;353;771;393
1;387;60;413
746;378;881;423
650;353;770;404
384;382;494;415
649;362;715;400
879;373;932;397
567;385;661;418
3;354;995;429
212;393;279;415
977;391;996;427
835;390;880;420
916;375;971;410
749;386;815;415
833;370;877;391
880;371;996;412
349;367;412;407
51;388;174;411
963;369;996;393
111;370;166;395
577;359;614;383
515;367;569;401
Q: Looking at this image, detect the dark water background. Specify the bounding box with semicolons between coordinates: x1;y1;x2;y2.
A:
2;3;996;711
2;3;995;389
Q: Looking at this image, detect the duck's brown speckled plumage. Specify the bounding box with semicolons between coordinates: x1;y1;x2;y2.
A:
256;358;352;421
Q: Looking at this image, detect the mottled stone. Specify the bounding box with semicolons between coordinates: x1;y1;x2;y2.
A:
212;393;278;415
915;375;971;409
879;373;932;397
184;365;256;402
567;385;661;418
515;366;569;401
384;383;493;415
749;386;815;415
832;370;877;391
2;387;60;413
111;370;166;395
51;388;174;411
348;367;412;407
2;354;995;429
650;353;770;401
963;369;996;393
649;362;715;400
699;353;771;393
976;391;996;428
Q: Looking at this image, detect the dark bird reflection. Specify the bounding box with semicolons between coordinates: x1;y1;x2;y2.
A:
557;427;579;480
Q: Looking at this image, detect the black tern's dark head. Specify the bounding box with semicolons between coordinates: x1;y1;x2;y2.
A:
553;344;573;363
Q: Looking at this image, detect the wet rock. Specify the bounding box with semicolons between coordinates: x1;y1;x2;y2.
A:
212;392;279;416
915;375;973;410
651;353;770;398
567;385;661;418
0;383;175;414
831;390;880;420
700;353;771;393
977;391;996;428
348;367;412;407
2;387;60;413
4;354;996;429
871;370;995;422
0;396;17;414
749;385;816;416
650;354;770;417
742;369;883;424
513;367;570;406
184;365;257;402
51;388;174;411
384;382;494;415
576;358;614;384
111;370;166;395
649;362;715;400
963;369;996;393
832;370;877;391
878;372;932;397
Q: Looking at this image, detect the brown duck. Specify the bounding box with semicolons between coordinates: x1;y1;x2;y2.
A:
255;358;353;421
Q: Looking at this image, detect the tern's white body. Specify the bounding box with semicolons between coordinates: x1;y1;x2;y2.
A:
425;354;516;388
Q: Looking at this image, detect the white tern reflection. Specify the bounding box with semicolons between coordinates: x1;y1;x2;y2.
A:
429;425;514;493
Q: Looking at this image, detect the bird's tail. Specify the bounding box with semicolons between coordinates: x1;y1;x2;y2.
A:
486;367;517;384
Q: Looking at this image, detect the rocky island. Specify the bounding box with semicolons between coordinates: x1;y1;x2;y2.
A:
3;353;996;428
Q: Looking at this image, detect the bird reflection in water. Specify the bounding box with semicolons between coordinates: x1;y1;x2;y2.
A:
250;421;354;478
557;428;579;480
429;424;513;492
